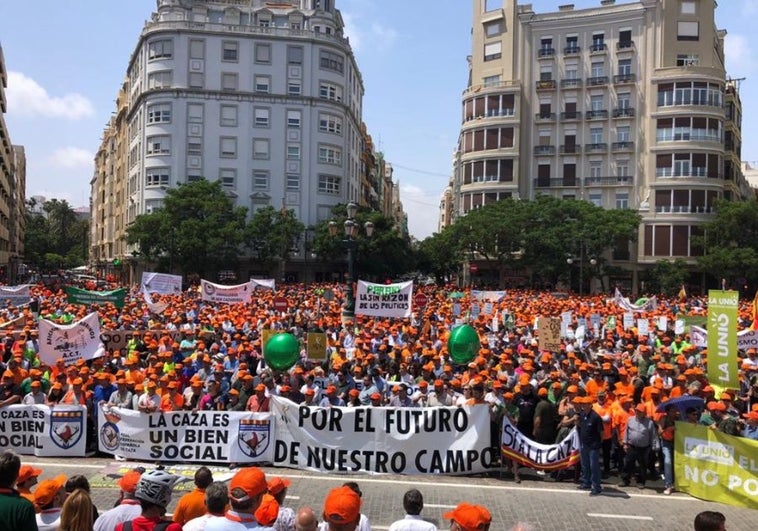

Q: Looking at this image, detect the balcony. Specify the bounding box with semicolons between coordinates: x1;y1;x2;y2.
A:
560;144;581;154
561;78;582;89
655;130;722;143
656;167;719;178
587;76;609;86
617;40;634;51
586;110;608;120
614;73;636;84
535;112;556;122
585;143;608;152
613;107;635;118
612;141;635;152
564;46;581;55
584;175;632;186
590;42;607;53
536;80;557;90
655;205;714;214
534;145;556;155
534;178;579;188
538;47;556;58
561;111;581;120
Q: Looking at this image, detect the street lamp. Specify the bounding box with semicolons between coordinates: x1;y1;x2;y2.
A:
329;202;374;324
566;250;597;296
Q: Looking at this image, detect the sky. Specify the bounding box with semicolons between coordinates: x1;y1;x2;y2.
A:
1;0;757;240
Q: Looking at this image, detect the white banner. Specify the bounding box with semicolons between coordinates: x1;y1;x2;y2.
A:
0;284;32;307
355;281;413;318
0;405;87;457
143;290;169;315
97;404;274;464
38;312;105;366
270;396;495;474
250;278;276;290
637;318;649;337
200;280;253;304
690;325;758;351
141;272;183;295
500;416;580;471
614;288;658;313
471;290;506;302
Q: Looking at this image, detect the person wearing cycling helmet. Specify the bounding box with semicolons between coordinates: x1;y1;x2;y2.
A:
115;469;183;531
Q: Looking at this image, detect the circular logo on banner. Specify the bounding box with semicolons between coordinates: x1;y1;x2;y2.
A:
99;422;120;452
204;283;215;295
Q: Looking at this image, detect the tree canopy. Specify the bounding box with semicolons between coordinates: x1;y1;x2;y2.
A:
24;198;88;270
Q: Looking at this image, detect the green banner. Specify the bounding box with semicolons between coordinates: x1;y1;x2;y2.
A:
675;422;758;509
706;290;739;391
65;287;126;309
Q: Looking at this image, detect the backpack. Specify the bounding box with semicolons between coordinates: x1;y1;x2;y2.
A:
121;520;173;531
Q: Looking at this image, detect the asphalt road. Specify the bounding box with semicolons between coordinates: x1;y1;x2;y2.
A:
19;456;757;530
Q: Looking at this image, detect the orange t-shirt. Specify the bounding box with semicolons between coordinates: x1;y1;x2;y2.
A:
593;402;613;440
172;488;207;524
585;378;607;400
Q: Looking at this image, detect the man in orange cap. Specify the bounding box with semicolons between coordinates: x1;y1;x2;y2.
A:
620;404;657;488
215;467;269;528
93;469;143;531
742;411;758;440
576;396;603;495
267;477;294;530
442;502;491;531
0;370;22;408
34;473;67;530
15;465;41;504
322;485;362;531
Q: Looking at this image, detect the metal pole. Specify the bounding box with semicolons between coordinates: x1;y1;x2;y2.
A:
343;238;356;320
579;240;584;297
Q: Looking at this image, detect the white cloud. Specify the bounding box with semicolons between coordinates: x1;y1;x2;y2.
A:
370;23;398;52
47;147;95;169
341;12;363;52
400;183;443;239
724;34;756;76
341;6;398;54
6;71;95;120
742;0;758;16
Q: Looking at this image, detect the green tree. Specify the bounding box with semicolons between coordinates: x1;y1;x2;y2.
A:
416;227;463;283
23;198;88;270
126;179;247;277
644;259;689;296
244;206;305;277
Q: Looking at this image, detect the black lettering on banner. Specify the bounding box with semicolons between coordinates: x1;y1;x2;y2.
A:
149;444;228;461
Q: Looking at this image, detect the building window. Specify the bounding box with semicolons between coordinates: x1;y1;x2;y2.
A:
287;81;302;95
319;114;342;135
590;162;602;179
590;127;603;144
617;126;631;142
681;1;696;14
253;170;269;190
255;43;271;64
146;135;171;155
676;54;700;66
483;74;501;86
615;192;629;209
254;108;270;128
222;73;238;91
189;72;204;88
220;105;237;127
591;95;603;111
146;168;170;187
148;39;173;60
187;173;202;183
147;103;171;124
222;41;239;61
618;93;631;109
565;67;578;79
617;161;630;177
318;145;342;165
484;20;503;37
677;21;699;41
618;59;632;75
287;45;304;65
591;62;604;77
286;173;300;191
484;0;499;11
253;139;269;159
187;103;203;123
287;145;301;160
319;82;343;102
320;50;344;73
220;137;237;158
484;42;502;61
287;110;301;128
588;192;602;207
187;141;202;155
147;71;172;89
189;39;205;60
318;174;341;194
254;75;271;93
219;168;236;189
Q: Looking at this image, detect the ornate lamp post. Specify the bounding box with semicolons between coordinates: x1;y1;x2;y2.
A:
566;242;596;296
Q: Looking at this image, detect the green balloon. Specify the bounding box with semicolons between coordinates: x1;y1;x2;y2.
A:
264;333;300;371
447;325;480;365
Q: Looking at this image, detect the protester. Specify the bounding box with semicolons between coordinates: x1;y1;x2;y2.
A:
59;488;94;531
442;502;491;531
693;510;727;531
387;489;437;531
183;481;229;531
576;396;603;496
268;477;295;531
294;506;319;531
94;469;144;531
205;466;272;530
115;469;182;531
657;404;678;495
0;450;38;530
16;464;42;505
621;404;657;489
319;486;362;531
173;466;213;525
34;474;67;531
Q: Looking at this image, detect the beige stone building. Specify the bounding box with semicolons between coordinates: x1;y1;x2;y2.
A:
453;0;748;290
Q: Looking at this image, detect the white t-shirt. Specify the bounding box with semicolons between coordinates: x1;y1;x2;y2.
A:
184;514;226;531
93;499;143;531
388;514;439;531
36;509;62;531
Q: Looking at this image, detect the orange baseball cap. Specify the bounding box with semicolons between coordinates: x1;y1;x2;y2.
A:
267;477;291;495
34;474;67;507
118;470;143;494
229;467;268;502
255;493;280;527
323;486;361;525
17;465;42;484
443;502;492;531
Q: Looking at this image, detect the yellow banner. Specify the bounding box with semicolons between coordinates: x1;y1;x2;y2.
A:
706;290;740;390
675;421;758;509
306;332;327;361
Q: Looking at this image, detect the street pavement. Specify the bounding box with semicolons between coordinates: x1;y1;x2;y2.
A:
19;456;757;530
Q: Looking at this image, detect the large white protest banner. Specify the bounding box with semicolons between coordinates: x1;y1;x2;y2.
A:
143;290;169;315
141;272;183;295
0;285;32;308
250;278;276;290
471;290;506;302
38;312;105;366
501;416;580;471
355;281;413;318
97;404;274;464
690;325;758;351
0;405;87;457
200;279;253;304
271;396;495;474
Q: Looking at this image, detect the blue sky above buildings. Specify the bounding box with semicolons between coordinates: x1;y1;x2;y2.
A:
1;0;756;239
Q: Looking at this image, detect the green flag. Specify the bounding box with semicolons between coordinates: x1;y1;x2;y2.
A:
65;286;127;309
706;290;739;392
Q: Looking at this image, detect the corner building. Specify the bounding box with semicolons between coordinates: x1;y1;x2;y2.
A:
122;0;363;239
457;0;747;289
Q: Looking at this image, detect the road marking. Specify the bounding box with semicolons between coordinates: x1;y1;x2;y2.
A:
424;503;457;509
588;513;654;521
285;495;300;500
21;462;104;469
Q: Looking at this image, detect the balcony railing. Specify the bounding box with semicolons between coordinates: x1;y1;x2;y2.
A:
561;78;583;88
560;144;581;154
617;41;634;50
655;205;715;214
534;145;556;155
583;175;632;186
656;167;721;178
564;46;581;55
536;80;557;90
590;42;607;53
561;111;581;120
613;107;635;118
655;130;722;143
614;73;636;84
587;76;609;86
612;141;635;151
535;112;556;121
534;178;578;188
586;110;608;120
538;47;556;57
585;143;608;152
